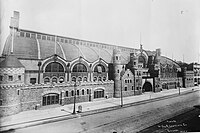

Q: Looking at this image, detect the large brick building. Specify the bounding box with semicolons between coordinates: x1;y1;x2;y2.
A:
0;11;183;116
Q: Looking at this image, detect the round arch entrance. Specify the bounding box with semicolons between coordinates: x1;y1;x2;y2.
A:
94;89;104;99
42;93;59;106
142;82;153;92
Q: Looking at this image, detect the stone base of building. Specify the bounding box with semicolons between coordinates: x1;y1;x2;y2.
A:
0;104;21;117
114;90;142;98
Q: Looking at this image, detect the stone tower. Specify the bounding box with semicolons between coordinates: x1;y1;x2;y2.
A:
154;48;161;92
130;52;138;69
113;48;123;98
0;54;25;116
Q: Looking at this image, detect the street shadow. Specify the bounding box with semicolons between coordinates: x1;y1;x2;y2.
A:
60;109;72;114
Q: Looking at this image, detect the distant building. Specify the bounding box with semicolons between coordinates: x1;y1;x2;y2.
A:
192;63;200;86
183;69;194;88
0;11;183;117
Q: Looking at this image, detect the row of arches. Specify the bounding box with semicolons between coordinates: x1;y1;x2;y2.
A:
44;77;65;84
43;62;107;83
43;75;107;84
44;62;107;73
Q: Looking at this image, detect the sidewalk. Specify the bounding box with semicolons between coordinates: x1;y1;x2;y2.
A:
0;86;199;131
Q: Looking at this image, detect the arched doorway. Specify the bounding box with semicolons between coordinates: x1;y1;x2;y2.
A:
42;93;59;106
142;82;153;92
94;89;104;99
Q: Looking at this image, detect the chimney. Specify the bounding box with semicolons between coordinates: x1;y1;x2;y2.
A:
156;48;161;56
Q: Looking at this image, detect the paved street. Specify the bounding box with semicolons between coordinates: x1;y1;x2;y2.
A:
139;107;200;133
5;87;200;133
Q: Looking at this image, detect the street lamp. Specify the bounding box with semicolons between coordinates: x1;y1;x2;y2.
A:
178;77;180;95
134;69;136;96
72;79;81;114
120;67;125;107
72;81;77;114
177;68;181;95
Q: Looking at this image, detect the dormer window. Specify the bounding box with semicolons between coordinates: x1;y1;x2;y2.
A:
37;34;41;39
20;32;25;37
47;36;51;41
31;33;36;39
26;32;30;38
42;35;46;40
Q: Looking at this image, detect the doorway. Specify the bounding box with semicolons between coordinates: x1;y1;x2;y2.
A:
142;82;153;92
42;93;59;106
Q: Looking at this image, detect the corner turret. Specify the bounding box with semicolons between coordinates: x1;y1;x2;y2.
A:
113;49;123;97
0;54;25;116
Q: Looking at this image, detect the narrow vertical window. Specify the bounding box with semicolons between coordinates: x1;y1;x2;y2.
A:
77;90;79;96
71;90;74;96
66;91;68;97
18;75;21;81
0;75;3;81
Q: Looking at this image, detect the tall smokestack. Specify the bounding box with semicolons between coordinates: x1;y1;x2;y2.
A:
10;11;20;54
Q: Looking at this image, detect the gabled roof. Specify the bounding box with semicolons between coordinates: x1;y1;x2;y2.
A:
0;54;24;68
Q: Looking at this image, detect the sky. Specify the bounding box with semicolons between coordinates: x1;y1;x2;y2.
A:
1;0;200;63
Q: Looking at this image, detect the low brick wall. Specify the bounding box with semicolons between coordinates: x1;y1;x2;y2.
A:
19;81;114;112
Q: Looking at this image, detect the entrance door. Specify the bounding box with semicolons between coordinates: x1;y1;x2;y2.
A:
42;93;59;106
142;82;152;92
94;89;104;99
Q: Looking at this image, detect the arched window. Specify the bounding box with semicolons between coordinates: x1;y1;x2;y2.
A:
87;89;90;94
94;64;106;73
45;62;64;72
71;90;74;96
98;77;102;81
82;89;84;95
93;77;97;82
44;77;50;84
59;77;64;83
78;77;82;82
72;63;87;72
138;56;145;63
66;91;68;97
52;77;58;83
77;90;79;96
83;77;87;82
103;76;106;81
138;56;146;67
72;77;76;82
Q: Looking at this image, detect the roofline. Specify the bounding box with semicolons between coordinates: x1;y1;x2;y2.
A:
161;56;181;67
18;28;137;52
